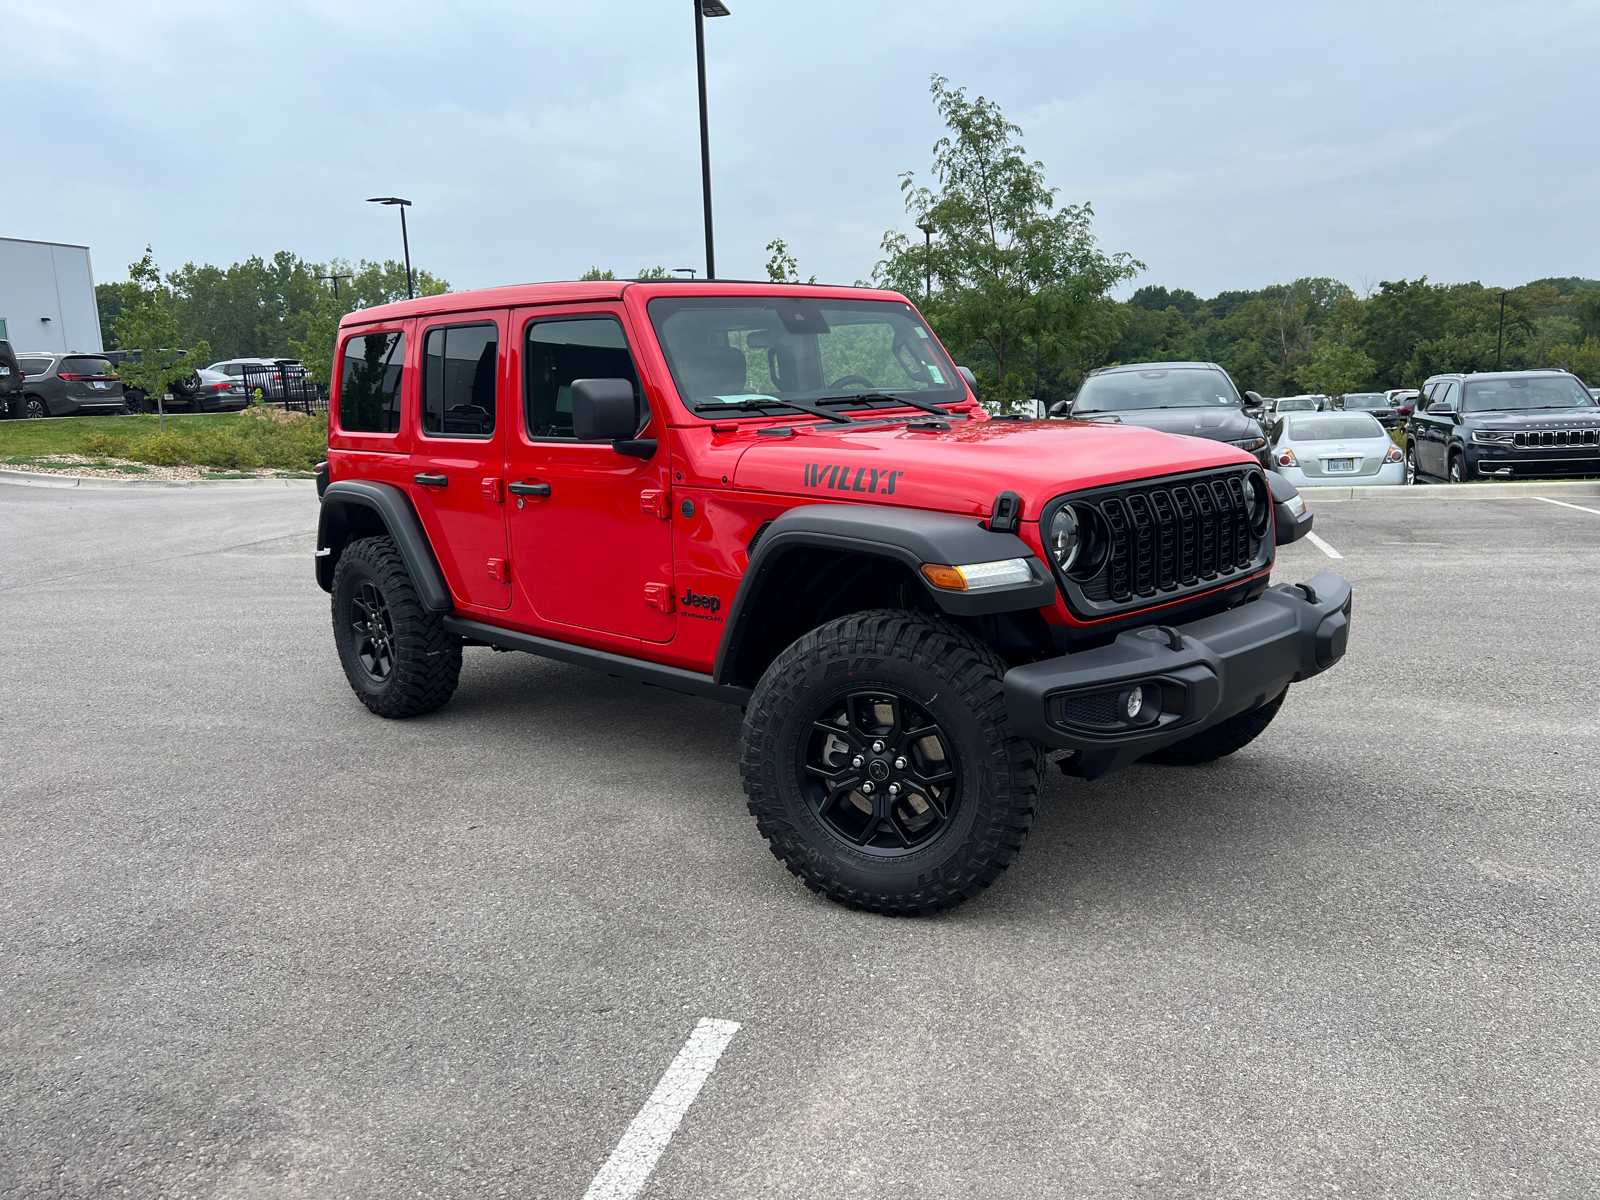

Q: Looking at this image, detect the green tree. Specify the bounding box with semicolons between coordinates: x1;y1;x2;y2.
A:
1295;338;1376;397
110;247;211;409
1573;290;1600;342
875;76;1142;410
765;238;815;283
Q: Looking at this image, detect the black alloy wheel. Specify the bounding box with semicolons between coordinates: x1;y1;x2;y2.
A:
802;690;960;855
741;609;1042;915
330;535;462;717
23;395;47;419
1404;442;1417;484
348;580;395;683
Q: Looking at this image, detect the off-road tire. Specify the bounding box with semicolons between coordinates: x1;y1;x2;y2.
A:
331;535;461;718
740;609;1042;916
1142;687;1287;766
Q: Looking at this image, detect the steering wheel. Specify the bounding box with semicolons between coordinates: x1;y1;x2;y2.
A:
827;375;875;391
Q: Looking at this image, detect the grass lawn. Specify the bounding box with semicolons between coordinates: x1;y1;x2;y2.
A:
0;413;240;458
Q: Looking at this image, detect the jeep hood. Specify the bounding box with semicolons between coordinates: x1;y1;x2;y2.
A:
730;417;1258;519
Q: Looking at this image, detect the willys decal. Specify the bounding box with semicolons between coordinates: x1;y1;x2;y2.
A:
803;464;906;494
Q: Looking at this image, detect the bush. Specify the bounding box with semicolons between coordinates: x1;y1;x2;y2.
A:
75;410;327;471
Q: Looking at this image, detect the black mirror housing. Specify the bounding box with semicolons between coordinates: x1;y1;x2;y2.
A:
1048;401;1071;418
571;378;639;442
956;365;978;394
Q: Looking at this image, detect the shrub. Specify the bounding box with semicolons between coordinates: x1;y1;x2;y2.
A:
75;412;327;471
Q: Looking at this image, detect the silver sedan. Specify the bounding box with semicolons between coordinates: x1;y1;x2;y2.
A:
1269;411;1405;486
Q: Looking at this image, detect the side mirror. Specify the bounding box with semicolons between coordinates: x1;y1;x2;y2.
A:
1049;400;1072;418
1244;390;1264;405
1266;472;1313;545
571;377;655;457
956;365;978;393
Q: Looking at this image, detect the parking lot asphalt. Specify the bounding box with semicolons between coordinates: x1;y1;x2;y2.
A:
2;484;1598;1200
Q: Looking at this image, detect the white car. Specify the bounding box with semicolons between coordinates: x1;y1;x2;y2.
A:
1269;411;1405;486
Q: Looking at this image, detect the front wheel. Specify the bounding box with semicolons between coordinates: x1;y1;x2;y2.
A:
740;610;1042;915
1448;452;1466;483
331;536;462;717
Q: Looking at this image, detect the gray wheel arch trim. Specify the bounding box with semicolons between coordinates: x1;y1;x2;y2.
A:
317;480;453;612
711;502;1056;686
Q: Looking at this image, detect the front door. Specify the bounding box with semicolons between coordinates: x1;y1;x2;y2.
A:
408;310;512;610
505;308;675;643
1418;381;1457;477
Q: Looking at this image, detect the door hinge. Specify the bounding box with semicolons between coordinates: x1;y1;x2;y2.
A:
644;581;675;612
482;476;504;503
487;558;511;583
640;488;670;520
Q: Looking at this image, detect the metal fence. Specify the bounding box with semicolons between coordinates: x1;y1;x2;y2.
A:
239;360;327;415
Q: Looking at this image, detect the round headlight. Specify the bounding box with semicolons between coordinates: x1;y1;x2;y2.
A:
1047;506;1081;572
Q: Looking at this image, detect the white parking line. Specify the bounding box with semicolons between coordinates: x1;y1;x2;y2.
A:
1534;496;1600;516
581;1018;741;1200
1305;531;1343;559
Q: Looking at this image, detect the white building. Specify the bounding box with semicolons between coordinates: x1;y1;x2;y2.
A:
0;237;102;354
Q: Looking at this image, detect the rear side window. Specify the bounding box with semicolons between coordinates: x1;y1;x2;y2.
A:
524;317;641;440
20;358;52;376
422;323;498;438
338;332;405;433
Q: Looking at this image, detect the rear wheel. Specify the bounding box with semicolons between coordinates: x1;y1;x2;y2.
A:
22;395;47;419
1142;688;1287;766
1404;442;1418;484
331;536;461;717
740;610;1042;915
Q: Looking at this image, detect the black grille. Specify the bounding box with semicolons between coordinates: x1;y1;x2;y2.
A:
1048;467;1271;617
1058;690;1123;727
1514;429;1599;447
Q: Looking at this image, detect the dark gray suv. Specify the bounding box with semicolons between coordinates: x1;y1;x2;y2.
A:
12;352;126;418
1051;361;1272;467
0;340;21;417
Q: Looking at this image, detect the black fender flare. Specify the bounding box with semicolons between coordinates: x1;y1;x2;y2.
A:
712;503;1056;686
1267;471;1313;545
316;480;453;613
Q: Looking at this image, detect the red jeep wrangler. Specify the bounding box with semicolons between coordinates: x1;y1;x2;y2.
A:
315;281;1349;914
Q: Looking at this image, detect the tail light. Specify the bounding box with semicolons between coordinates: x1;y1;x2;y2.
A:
1277;449;1299;467
1384;444;1404;464
211;381;232;391
1397;406;1413;416
58;373;87;381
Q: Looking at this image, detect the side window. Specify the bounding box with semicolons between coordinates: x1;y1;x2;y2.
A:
337;332;405;433
1435;382;1459;412
524;317;643;440
422;323;498;438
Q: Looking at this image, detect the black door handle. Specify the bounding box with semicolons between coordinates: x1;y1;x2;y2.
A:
508;481;551;497
413;472;448;487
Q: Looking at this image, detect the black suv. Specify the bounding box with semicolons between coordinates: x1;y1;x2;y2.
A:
0;340;21;417
1052;361;1271;467
1406;369;1600;483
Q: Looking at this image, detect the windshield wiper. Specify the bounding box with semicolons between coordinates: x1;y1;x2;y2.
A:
692;397;854;424
815;391;953;417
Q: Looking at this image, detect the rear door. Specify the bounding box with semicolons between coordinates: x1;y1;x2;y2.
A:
60;355;121;405
504;306;675;643
408;310;512;611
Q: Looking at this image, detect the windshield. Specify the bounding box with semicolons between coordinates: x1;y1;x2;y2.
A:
647;296;963;412
1288;415;1385;441
1463;375;1596;412
1342;393;1387;409
1073;368;1239;413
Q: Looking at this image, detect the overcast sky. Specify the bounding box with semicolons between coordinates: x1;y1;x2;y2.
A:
6;0;1597;298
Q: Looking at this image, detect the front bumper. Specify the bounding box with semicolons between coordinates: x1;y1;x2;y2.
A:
1004;570;1352;778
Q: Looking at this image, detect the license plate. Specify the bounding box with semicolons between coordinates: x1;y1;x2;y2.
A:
1325;458;1356;472
91;381;107;389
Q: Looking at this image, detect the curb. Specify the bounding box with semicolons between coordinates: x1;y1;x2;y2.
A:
1302;479;1600;502
0;468;315;490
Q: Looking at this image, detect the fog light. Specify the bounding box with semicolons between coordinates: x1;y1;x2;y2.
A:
1120;684;1162;725
1125;686;1144;720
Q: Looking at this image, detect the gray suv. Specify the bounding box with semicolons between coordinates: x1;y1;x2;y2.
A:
12;352;126;418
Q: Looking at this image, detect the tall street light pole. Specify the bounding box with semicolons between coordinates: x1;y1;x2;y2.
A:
695;1;730;280
366;197;414;299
